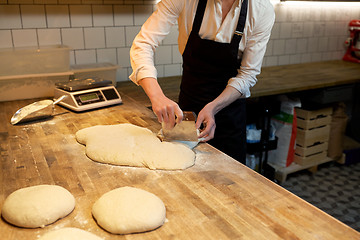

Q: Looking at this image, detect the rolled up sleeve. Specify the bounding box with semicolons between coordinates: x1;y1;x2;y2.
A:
129;0;182;85
228;1;275;98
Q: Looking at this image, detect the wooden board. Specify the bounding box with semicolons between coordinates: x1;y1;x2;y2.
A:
1;94;359;240
252;60;360;98
296;125;330;147
295;142;329;156
297;115;332;130
295;107;333;121
294;151;328;166
270;157;335;184
116;60;360;104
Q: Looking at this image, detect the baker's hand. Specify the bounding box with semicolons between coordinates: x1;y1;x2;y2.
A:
138;77;183;129
196;86;243;142
151;95;183;130
196;102;216;142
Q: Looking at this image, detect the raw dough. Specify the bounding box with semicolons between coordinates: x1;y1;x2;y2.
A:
1;185;75;228
39;228;103;240
76;123;195;170
92;187;166;234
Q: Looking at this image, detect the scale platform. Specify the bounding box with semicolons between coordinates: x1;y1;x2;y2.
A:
54;78;122;112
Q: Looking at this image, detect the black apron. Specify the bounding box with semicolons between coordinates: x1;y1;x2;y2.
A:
178;0;248;163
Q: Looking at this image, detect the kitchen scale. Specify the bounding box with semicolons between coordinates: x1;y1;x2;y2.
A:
54;78;122;112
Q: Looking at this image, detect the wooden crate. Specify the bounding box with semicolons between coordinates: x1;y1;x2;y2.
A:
296;107;332;129
295;142;328;156
294;107;332;166
297;115;331;130
296;125;331;147
294;151;327;165
296;107;332;122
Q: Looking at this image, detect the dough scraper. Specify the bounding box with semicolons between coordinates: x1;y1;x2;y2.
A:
159;111;199;142
11;95;66;125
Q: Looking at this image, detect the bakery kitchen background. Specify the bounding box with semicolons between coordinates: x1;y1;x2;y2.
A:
0;0;359;83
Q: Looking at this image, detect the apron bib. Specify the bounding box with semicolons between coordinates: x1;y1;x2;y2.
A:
179;0;248;163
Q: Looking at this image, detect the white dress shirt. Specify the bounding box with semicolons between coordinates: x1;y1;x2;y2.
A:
129;0;275;98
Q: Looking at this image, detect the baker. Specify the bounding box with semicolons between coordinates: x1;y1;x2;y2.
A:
129;0;275;163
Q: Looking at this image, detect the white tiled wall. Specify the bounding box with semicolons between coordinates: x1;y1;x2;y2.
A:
0;0;359;82
264;2;360;67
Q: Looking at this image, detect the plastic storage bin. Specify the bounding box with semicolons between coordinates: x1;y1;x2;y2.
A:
0;73;71;102
0;45;70;76
0;45;72;102
70;63;119;85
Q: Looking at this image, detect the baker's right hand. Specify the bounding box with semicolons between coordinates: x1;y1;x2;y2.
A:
138;77;183;130
151;95;183;130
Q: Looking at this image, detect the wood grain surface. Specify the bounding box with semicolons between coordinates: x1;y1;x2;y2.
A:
116;60;360;105
1;92;359;239
253;60;360;98
1;60;360;239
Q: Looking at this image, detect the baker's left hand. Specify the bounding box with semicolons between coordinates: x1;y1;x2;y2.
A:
196;102;216;142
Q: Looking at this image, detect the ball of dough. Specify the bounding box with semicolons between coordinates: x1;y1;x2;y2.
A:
1;185;75;228
92;187;166;234
76;123;195;170
39;228;103;240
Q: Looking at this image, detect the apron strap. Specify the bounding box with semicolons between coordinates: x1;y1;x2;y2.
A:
231;0;248;45
192;0;208;33
193;0;248;47
231;0;248;66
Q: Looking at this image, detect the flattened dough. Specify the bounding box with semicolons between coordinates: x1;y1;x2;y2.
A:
39;228;103;240
92;187;166;234
1;185;75;228
76;123;195;170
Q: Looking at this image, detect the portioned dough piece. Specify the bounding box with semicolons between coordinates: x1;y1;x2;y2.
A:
76;123;195;170
1;185;75;228
39;228;103;240
92;187;166;234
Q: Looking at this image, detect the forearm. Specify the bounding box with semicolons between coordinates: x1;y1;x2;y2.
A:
138;77;165;102
209;86;243;115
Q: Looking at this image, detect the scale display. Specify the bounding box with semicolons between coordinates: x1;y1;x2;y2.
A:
79;93;100;103
54;85;122;112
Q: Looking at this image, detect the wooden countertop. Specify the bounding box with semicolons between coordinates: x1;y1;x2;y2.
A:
1;89;359;239
117;60;360;105
253;60;360;98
